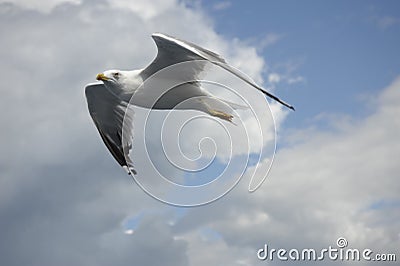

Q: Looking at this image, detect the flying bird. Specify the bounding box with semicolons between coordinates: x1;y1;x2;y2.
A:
85;33;294;175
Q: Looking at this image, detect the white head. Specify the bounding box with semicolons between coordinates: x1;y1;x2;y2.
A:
96;69;143;93
96;69;125;85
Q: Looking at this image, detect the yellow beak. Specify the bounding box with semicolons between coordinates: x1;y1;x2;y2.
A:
96;73;109;81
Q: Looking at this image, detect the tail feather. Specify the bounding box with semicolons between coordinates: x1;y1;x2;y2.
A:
219;98;247;110
199;96;245;124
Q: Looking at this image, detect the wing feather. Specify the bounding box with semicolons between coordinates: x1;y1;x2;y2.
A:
85;82;136;175
141;33;294;110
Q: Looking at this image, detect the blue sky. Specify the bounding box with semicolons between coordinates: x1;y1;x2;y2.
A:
0;1;399;265
202;0;400;127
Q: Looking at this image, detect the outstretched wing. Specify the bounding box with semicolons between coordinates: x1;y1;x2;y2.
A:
140;33;222;81
141;33;294;111
85;82;136;175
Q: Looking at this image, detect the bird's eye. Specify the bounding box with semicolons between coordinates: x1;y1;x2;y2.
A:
113;72;120;79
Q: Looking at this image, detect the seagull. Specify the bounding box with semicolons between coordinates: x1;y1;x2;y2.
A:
85;33;294;175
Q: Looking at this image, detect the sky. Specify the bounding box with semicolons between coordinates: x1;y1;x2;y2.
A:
0;0;399;265
202;0;400;127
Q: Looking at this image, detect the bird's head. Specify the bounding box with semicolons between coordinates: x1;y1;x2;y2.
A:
96;69;143;93
96;70;125;85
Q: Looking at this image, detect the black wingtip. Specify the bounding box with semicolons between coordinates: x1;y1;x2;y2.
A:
256;88;295;112
281;102;295;111
129;168;137;175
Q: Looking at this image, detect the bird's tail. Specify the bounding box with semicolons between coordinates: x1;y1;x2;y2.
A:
198;96;247;123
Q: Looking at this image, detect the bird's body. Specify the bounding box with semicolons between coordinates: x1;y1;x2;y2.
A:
85;33;294;175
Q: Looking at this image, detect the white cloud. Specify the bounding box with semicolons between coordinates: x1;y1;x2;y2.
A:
1;0;81;12
175;76;400;265
376;15;400;29
124;229;134;234
268;72;281;83
212;1;231;11
110;0;177;20
1;0;398;265
0;0;282;265
259;33;284;49
287;75;305;84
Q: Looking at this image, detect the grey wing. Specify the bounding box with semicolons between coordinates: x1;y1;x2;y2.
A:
140;33;220;81
141;33;294;111
85;82;136;175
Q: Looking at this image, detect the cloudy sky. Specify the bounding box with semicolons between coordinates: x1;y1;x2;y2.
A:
1;0;399;265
